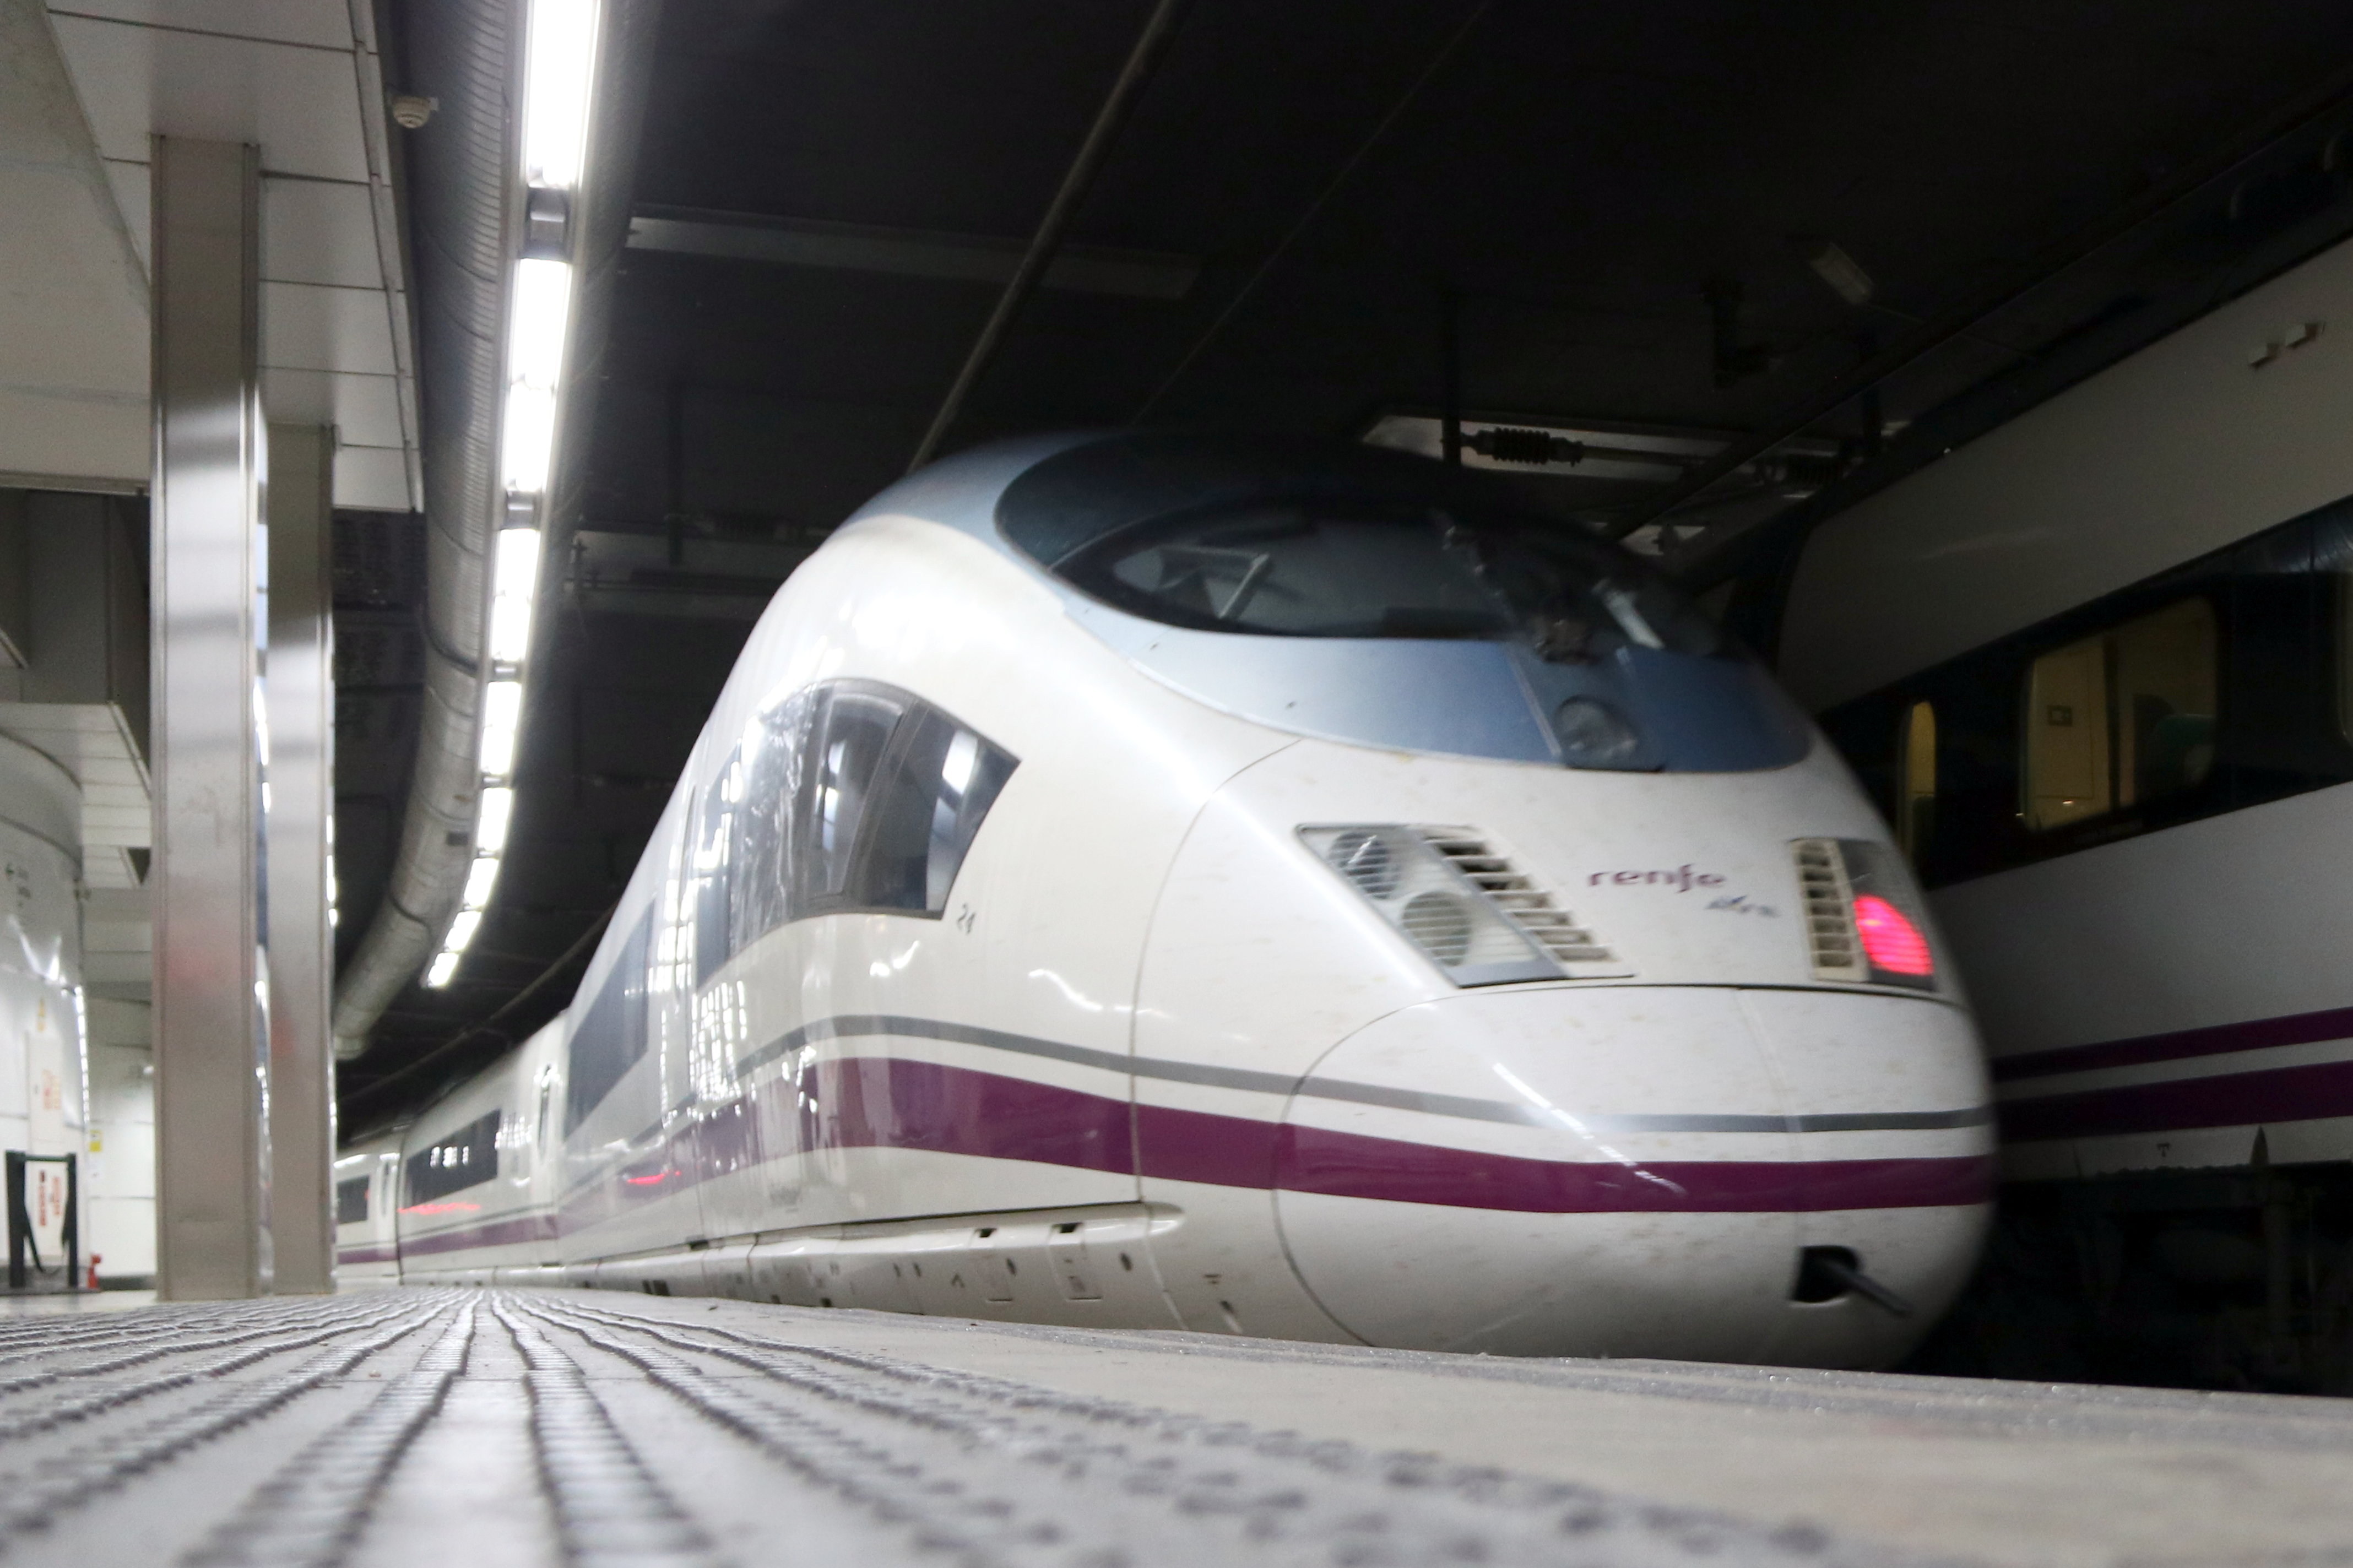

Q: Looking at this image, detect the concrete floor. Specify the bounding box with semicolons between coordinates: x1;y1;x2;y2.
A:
1;1288;2347;1566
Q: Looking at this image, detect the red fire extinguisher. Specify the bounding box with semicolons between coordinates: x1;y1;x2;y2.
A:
86;1253;100;1292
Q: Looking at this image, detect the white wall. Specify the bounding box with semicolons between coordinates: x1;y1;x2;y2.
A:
84;995;151;1282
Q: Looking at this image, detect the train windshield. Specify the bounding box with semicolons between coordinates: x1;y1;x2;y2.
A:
1058;499;1722;659
996;433;1809;771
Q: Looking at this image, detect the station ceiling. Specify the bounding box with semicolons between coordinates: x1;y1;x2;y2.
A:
335;0;2353;1119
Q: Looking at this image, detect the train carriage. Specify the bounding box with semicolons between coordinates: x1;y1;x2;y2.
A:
1777;226;2353;1386
364;432;1992;1368
392;1018;566;1287
331;1133;403;1287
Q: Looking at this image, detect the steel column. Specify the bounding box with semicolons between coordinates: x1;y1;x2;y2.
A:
150;136;272;1299
265;424;334;1292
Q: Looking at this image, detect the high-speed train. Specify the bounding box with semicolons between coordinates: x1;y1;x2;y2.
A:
1776;229;2353;1386
353;431;1993;1366
330;1131;403;1287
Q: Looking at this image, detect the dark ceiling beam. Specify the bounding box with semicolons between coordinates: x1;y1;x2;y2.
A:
627;208;1200;300
908;0;1192;471
1607;56;2353;544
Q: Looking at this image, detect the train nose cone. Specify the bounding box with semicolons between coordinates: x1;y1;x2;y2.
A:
1272;986;1990;1364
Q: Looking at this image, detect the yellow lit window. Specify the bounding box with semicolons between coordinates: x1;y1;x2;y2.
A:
1896;701;1935;862
2022;598;2216;832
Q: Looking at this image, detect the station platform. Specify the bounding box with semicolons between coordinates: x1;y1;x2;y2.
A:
0;1289;2347;1567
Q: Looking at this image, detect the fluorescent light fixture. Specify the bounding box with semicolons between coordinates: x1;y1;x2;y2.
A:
489;592;534;668
522;0;599;189
1806;240;1875;307
478;785;516;854
480;679;524;777
501;383;557;493
425;951;460;989
490;528;543;665
508;258;574;390
443;908;484;953
462;854;501;910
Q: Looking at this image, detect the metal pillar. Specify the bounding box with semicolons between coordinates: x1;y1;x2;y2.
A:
150;136;272;1299
265;425;334;1292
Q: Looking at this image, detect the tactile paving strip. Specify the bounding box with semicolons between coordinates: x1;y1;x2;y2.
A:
0;1290;2092;1567
496;1299;728;1568
516;1293;1913;1568
180;1304;478;1567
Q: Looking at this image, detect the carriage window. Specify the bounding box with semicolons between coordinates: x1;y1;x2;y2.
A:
1896;701;1936;862
566;911;652;1133
403;1111;502;1206
335;1176;370;1226
2022;598;2216;831
691;752;740;988
2338;575;2353;746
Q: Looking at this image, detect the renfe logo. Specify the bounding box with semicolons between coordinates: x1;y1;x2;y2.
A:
1588;865;1726;891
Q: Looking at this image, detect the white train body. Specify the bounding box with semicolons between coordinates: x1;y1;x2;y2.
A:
376;434;1989;1366
330;1132;402;1286
389;1018;565;1287
1776;230;2353;1382
1782;232;2353;1184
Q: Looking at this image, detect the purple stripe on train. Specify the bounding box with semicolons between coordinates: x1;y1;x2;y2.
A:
2000;1058;2353;1143
553;1056;1989;1222
1993;1001;2353;1083
399;1213;559;1257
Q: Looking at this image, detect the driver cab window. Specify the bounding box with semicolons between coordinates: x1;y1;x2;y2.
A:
2023;598;2216;831
801;687;908;902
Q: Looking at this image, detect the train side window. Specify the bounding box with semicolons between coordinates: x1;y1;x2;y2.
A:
1895;701;1935;862
565;910;652;1133
334;1176;370;1226
717;681;1018;940
691;750;740;986
798;686;909;905
2022;598;2216;832
404;1110;502;1205
852;708;1018;912
2339;574;2353;745
731;689;815;955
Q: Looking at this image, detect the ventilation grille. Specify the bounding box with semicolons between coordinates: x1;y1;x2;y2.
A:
1418;829;1619;966
1792;838;1866;981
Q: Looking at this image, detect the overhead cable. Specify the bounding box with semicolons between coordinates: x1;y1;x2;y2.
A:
908;0;1192;471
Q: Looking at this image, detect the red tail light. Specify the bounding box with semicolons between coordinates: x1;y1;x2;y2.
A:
1853;894;1933;976
1795;839;1939;991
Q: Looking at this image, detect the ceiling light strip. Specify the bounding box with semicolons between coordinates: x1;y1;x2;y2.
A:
427;0;602;986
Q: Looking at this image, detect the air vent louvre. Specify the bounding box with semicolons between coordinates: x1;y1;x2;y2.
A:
1792;837;1866;981
1417;828;1621;967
